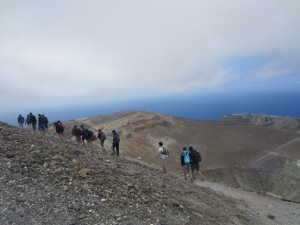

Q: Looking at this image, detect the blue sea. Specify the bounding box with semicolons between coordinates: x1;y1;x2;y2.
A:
2;87;300;126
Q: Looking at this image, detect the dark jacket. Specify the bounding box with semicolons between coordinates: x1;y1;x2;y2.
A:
98;132;106;141
82;129;93;141
38;115;46;125
54;122;64;133
72;126;82;137
30;114;37;124
113;132;120;143
18;116;24;123
26;115;31;124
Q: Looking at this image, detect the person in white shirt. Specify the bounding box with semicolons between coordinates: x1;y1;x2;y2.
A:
156;141;169;173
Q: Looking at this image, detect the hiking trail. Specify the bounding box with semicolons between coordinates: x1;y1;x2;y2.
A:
125;156;300;225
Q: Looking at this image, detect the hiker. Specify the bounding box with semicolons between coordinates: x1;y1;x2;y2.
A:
111;130;120;156
188;146;205;181
71;125;82;144
181;147;192;180
54;120;65;139
43;115;49;131
38;114;46;133
156;142;170;173
97;129;106;151
80;125;87;145
17;114;25;129
25;113;32;129
81;127;97;147
29;112;37;133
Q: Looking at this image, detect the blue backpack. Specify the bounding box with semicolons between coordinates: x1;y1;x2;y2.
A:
183;151;190;165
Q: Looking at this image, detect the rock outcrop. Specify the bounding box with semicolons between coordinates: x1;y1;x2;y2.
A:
221;113;300;132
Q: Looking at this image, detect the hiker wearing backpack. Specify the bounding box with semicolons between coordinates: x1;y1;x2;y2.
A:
181;147;192;180
54;120;65;139
81;127;96;147
72;125;82;144
111;130;120;156
43;115;49;131
80;125;87;145
29;113;37;133
17;114;25;129
25;113;32;129
86;129;97;147
188;146;205;181
156;142;170;173
38;114;46;133
97;129;106;152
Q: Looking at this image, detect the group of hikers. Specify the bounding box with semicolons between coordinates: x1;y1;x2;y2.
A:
17;113;121;156
156;142;205;181
18;113;204;180
71;125;121;156
18;113;49;132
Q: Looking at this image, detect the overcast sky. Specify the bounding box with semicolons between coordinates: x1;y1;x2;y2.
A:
1;0;300;112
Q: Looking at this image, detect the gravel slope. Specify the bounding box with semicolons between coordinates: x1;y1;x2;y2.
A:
0;122;260;225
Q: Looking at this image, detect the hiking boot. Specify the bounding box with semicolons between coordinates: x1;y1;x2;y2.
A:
201;177;205;181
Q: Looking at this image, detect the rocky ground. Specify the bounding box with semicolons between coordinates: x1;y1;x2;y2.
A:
67;111;300;204
0;121;264;225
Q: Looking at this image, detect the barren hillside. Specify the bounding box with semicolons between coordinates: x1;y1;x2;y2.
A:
63;111;300;203
1;121;261;225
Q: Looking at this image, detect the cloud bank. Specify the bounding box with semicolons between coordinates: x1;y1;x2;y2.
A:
0;0;300;107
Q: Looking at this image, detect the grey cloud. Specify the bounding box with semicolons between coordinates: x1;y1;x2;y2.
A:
1;0;300;107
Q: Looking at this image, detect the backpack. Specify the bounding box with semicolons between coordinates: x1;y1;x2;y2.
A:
73;127;82;136
100;132;106;141
87;130;94;139
82;129;89;139
26;115;31;124
161;146;169;155
113;133;120;143
191;150;202;163
60;122;65;129
31;115;37;123
183;151;190;164
40;116;45;124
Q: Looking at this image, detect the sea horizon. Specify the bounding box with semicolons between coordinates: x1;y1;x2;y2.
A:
2;88;300;127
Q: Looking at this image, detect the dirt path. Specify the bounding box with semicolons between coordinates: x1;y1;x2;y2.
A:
125;156;300;225
195;180;300;225
253;136;300;164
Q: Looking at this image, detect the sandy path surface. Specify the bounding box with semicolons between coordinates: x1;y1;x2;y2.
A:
195;180;300;225
196;181;300;225
126;156;300;225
